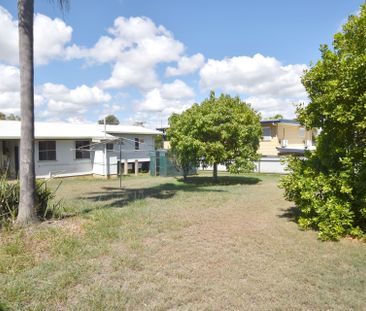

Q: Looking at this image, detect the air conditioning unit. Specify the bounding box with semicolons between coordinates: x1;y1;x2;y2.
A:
281;139;288;147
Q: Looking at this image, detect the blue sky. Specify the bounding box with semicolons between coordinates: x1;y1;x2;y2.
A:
0;0;364;127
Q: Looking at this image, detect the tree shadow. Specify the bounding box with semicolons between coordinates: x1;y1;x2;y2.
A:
278;206;301;222
179;175;261;186
77;181;225;210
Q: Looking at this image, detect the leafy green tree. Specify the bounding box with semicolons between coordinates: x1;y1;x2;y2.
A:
98;114;120;125
265;113;283;120
0;112;21;120
6;113;21;121
281;4;366;240
154;134;164;150
168;91;261;181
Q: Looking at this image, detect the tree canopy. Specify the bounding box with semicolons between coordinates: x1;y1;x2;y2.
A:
167;91;262;180
281;4;366;240
98;114;120;125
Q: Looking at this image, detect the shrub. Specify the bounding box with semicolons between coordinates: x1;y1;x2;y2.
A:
280;156;365;241
0;175;60;227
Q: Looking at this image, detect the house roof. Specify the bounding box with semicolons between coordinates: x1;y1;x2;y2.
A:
0;120;160;140
101;124;162;135
260;119;300;126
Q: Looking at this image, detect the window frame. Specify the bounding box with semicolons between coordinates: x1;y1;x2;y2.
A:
299;127;305;138
134;138;140;150
75;140;90;160
106;143;114;151
262;127;272;141
38;140;56;161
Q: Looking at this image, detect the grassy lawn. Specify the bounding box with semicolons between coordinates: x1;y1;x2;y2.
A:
0;172;365;310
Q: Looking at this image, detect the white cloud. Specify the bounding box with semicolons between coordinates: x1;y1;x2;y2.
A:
245;96;305;118
199;53;308;117
0;64;19;114
0;7;18;65
40;83;111;118
137;80;194;114
166;53;205;77
0;6;73;65
0;91;20;115
160;79;195;99
68;16;185;91
0;64;19;92
34;14;73;65
200;53;307;98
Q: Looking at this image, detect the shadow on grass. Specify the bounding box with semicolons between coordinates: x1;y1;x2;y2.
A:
76;175;261;211
278;206;301;222
179;175;261;186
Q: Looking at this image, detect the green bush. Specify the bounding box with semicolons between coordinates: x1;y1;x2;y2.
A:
280;156;365;241
0;176;59;226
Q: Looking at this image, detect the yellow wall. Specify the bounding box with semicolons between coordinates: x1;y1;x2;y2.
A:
259;123;314;156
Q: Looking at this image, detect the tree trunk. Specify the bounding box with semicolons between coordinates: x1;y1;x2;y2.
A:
213;163;218;182
183;165;188;181
16;0;37;225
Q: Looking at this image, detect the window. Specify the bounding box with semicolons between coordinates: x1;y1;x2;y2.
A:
39;141;56;161
299;127;305;138
106;143;114;151
134;138;139;150
75;140;90;159
262;127;271;141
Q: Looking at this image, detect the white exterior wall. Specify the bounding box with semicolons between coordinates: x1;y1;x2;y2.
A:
35;140;93;178
254;157;287;174
201;157;288;174
92;134;155;176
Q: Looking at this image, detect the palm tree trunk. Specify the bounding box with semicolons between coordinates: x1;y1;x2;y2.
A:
16;0;37;225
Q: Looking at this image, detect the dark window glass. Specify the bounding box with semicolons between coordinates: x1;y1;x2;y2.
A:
75;140;90;159
134;138;139;150
39;141;56;161
106;143;114;150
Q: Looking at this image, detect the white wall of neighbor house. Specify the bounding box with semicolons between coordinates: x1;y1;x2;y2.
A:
201;158;287;174
35;140;93;177
92;134;155;176
254;157;287;174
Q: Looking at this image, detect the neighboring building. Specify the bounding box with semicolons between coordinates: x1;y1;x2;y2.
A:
0;120;161;178
259;119;316;156
256;119;316;173
157;119;317;174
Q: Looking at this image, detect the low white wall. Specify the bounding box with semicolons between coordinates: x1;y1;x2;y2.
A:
254;157;287;174
200;157;288;174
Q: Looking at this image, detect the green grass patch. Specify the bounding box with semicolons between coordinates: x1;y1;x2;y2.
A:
0;172;365;310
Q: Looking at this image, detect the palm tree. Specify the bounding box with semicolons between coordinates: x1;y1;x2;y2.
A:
16;0;69;225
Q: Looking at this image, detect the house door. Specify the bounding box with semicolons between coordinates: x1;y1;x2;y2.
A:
14;146;19;178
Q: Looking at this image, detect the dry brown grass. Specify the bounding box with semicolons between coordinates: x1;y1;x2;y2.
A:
0;172;365;310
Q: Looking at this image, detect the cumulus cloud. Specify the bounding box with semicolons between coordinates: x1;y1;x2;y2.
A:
165;53;205;77
0;64;19;114
0;7;18;65
67;16;185;90
137;80;194;114
200;54;307;98
245;96;304;119
0;6;73;65
40;83;111;118
0;64;19;92
199;53;308;117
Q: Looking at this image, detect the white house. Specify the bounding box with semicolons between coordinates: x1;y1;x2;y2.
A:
0;120;161;178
